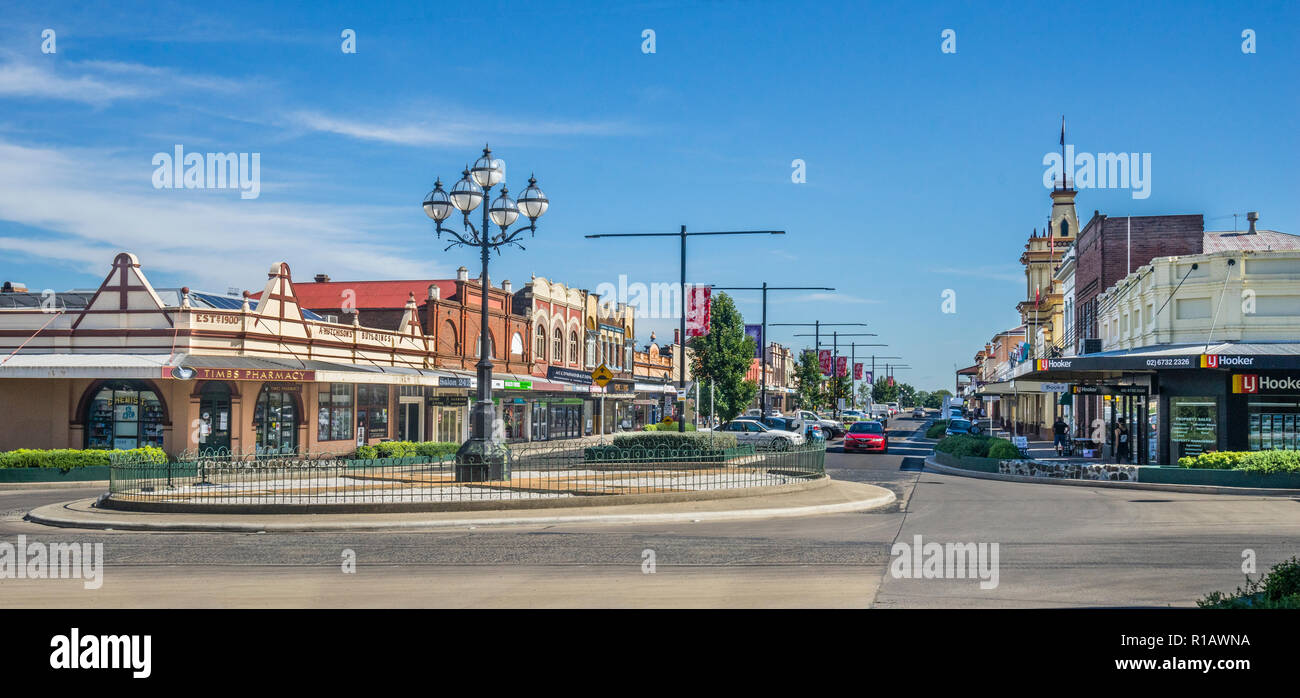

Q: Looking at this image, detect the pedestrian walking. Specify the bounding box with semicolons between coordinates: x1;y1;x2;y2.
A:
1114;420;1131;464
1053;416;1069;456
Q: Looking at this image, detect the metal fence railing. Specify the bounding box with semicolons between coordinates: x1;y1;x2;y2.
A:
106;440;826;507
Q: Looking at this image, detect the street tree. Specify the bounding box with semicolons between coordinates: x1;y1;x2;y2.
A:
872;377;899;404
689;292;757;423
794;350;824;410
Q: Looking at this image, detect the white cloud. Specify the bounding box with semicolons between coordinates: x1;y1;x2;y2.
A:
0;138;448;289
288;109;631;147
930;266;1024;283
0;57;248;106
0;61;145;105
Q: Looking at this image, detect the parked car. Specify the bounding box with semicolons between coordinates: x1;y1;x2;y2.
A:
797;410;844;438
843;420;888;453
719;419;806;450
944;418;982;436
912;407;927;418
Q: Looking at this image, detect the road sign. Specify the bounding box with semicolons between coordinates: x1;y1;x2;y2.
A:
591;364;614;387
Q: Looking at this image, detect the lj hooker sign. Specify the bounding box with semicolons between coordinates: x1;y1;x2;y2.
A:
162;367;317;382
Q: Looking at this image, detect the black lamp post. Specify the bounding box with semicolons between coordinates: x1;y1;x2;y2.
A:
423;145;549;481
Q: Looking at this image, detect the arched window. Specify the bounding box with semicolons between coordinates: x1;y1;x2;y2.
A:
553;328;563;363
569;331;578;365
536;325;547;361
84;380;165;450
1059;219;1069;238
511;332;523;356
438;319;459;355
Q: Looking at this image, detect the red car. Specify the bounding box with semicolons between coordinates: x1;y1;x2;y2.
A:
843;420;888;453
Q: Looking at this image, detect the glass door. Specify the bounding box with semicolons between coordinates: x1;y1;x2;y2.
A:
399;400;423;442
197;382;232;453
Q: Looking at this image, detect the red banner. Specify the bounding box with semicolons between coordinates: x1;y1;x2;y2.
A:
853;363;863;380
818;350;832;375
888;375;895;387
835;356;848;377
685;285;711;339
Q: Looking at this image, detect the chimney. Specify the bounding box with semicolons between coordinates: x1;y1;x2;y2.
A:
674;328;681;346
1247;211;1259;235
428;284;440;301
314;273;330;283
502;280;512;294
457;266;468;282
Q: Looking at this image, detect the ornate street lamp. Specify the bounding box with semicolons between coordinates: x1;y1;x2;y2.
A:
423;145;548;480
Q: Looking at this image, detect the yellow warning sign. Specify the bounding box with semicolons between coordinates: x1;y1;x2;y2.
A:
592;364;614;387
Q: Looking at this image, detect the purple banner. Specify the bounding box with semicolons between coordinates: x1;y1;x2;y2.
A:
745;324;763;359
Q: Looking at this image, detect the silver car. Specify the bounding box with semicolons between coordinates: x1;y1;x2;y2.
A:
720;419;806;450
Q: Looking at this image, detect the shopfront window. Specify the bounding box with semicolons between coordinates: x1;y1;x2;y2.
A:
1169;397;1217;459
85;381;165;450
357;385;389;440
1248;398;1300;451
253;387;298;455
317;383;354;441
503;403;528;442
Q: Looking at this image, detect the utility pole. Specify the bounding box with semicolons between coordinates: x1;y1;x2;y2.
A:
790;330;877;417
587;227;785;431
712;282;833;417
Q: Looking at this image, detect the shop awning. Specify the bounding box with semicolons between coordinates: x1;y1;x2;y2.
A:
0;352;180;379
1013;342;1300;380
177;354;454;385
976;379;1049;395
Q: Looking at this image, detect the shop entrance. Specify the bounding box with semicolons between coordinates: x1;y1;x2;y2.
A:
197;382;232;453
253;387;299;455
398;398;424;442
436;407;462;443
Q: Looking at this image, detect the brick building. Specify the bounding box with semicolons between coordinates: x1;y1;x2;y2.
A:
1072;213;1205;355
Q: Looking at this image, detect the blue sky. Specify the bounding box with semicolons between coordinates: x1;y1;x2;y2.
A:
0;0;1296;391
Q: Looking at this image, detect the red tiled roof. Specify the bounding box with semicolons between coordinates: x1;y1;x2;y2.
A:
1203;230;1300;253
252;280;460;309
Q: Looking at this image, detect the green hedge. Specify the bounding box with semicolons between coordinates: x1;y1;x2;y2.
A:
0;447;167;469
612;431;737;450
934;434;1016;459
352;441;459;460
1200;556;1300;609
1178;450;1300;473
642;422;698;432
925;420;950;438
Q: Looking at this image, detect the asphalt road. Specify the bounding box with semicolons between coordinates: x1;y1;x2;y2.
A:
3;416;1299;608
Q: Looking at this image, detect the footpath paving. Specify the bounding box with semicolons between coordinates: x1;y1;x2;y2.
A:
26;477;895;532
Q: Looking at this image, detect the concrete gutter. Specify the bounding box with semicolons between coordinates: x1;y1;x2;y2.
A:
924;456;1300;497
0;480;109;491
25;479;896;532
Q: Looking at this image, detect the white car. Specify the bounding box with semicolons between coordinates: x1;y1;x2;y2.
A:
720;419;806;450
797;410;843;437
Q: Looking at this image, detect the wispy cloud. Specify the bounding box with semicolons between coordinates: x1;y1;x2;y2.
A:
930;266;1023;283
0;138;447;288
288;109;633;148
779;292;883;305
0;56;248;106
0;60;145;105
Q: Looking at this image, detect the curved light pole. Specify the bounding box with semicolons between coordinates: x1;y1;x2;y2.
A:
423;145;549;480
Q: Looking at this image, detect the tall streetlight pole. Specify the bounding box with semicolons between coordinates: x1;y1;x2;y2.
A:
792;331;877;416
586;227;785;432
423;145;549;480
711;283;833;417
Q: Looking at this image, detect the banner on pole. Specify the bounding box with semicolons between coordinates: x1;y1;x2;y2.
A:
744;324;763;359
684;285;711;339
835;356;848;377
818;350;832;375
853;363;863;380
